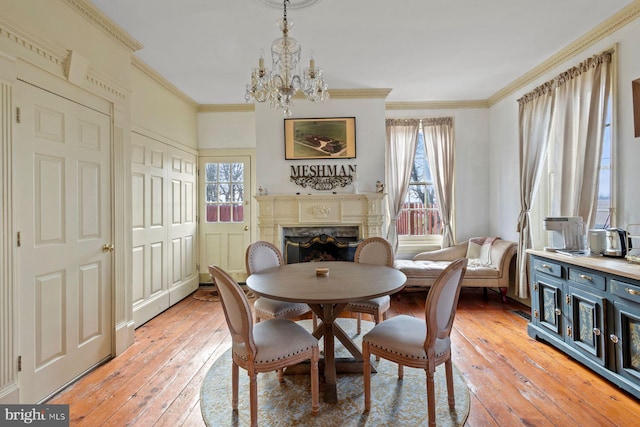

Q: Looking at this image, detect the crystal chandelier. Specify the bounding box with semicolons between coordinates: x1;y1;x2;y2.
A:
245;0;329;117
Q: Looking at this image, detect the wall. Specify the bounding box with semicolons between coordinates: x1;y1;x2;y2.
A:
489;16;640;243
131;62;198;149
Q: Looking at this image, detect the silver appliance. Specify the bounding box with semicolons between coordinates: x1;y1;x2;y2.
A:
543;216;585;252
604;228;627;257
588;229;607;255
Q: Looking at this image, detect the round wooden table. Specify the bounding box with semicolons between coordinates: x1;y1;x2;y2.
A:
246;261;406;402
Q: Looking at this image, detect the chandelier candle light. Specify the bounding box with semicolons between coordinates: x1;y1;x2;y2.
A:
245;0;329;116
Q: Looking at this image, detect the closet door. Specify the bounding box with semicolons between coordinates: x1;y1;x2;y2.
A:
131;133;198;327
15;81;112;402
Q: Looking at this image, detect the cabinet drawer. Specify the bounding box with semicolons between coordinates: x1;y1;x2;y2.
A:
569;268;606;291
611;279;640;304
532;258;562;278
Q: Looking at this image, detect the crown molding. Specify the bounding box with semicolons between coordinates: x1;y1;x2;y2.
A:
198;104;255;113
61;0;143;52
131;57;198;109
327;88;392;99
386;100;490;110
488;0;640;106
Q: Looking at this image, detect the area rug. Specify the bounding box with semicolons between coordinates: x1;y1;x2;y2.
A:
200;318;470;426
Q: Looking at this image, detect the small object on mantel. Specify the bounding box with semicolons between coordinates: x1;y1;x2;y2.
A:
315;267;329;276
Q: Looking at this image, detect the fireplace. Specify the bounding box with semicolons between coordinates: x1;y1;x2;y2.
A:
283;227;360;263
254;193;386;253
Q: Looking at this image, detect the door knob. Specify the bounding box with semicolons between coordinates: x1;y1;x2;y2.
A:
102;244;114;253
244;225;249;231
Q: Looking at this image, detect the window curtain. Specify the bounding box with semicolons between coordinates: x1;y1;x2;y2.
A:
385;119;419;251
516;82;555;299
423;117;455;248
549;52;612;228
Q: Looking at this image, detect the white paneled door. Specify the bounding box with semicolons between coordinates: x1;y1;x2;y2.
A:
15;81;112;403
199;156;251;283
131;133;198;327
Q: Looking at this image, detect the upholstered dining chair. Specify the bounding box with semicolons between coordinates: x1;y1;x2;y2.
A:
208;265;320;427
246;241;315;327
345;237;394;334
362;258;468;427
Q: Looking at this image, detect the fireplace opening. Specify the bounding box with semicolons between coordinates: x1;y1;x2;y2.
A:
282;227;360;264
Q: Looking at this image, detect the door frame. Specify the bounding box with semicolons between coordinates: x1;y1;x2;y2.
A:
198;148;256;283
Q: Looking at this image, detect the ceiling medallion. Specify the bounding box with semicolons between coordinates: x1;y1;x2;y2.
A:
255;0;321;9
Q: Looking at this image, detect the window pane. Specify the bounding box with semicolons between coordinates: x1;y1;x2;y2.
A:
218;183;231;203
205;163;217;182
233;204;244;222
232;163;244;183
206;204;218;222
205;183;217;203
219;163;231;181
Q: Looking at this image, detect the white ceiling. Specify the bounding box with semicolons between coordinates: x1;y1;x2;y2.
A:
89;0;634;105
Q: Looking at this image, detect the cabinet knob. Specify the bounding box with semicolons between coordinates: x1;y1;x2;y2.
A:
579;274;593;281
610;334;619;343
593;328;601;336
626;288;640;296
541;264;551;270
555;308;562;315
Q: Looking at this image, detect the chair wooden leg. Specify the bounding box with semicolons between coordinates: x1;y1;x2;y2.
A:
363;342;371;411
312;313;317;330
249;370;258;427
311;346;319;415
357;313;362;334
426;369;436;427
445;358;456;408
398;363;404;380
232;361;239;411
277;368;284;383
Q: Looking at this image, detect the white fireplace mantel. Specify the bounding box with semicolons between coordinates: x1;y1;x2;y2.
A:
255;193;386;247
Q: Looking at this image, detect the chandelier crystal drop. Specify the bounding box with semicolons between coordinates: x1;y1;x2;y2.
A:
245;0;329;117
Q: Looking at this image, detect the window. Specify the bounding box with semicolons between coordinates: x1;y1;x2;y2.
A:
595;100;613;228
397;128;442;239
204;162;244;223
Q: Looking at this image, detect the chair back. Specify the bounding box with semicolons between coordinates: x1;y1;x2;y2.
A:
354;237;394;267
209;265;256;355
424;258;468;350
246;241;284;274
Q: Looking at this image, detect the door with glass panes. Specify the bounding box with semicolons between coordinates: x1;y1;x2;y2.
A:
199;156;251;283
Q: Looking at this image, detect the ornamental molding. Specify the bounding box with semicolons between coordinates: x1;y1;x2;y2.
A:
132;58;198;108
310;205;332;218
61;0;143;52
290;175;353;191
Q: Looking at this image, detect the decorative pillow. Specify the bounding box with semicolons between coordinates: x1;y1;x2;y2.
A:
465;237;499;266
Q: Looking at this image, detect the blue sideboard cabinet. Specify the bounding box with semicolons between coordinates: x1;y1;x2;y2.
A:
527;249;640;399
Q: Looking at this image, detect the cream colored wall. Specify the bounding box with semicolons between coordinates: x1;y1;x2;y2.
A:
130;64;198;149
198;111;255;149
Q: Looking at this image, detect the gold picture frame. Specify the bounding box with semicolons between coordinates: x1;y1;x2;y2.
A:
284;117;356;160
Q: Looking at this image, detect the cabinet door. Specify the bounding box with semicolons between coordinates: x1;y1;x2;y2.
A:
613;301;640;383
533;276;564;336
567;286;606;366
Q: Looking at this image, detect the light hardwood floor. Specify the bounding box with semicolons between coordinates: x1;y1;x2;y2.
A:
48;288;640;426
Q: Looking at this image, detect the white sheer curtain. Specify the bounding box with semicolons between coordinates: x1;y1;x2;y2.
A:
385;119;419;251
423;117;455;248
516;82;555;299
549;52;612;228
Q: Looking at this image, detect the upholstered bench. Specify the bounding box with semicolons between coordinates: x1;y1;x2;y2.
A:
393;237;517;303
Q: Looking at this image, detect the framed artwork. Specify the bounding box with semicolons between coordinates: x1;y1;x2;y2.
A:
284;117;356;160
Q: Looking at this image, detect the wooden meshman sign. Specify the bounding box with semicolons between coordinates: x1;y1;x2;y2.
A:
290;164;356;191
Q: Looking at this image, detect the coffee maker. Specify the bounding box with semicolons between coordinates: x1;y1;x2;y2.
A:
543;216;585;252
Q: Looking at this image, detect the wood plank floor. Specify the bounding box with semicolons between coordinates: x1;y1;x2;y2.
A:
48;288;640;426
